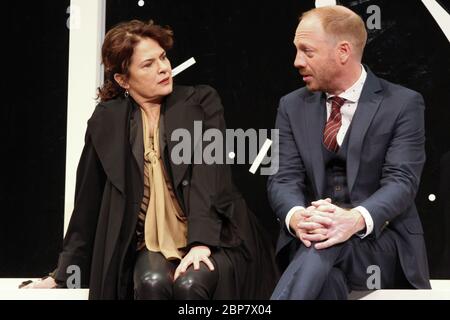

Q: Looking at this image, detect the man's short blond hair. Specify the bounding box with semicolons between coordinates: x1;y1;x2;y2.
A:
300;5;367;59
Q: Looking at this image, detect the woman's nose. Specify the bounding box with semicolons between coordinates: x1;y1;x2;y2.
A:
158;59;170;73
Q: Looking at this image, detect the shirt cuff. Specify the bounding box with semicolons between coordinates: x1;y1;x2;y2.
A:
285;206;305;237
354;206;374;238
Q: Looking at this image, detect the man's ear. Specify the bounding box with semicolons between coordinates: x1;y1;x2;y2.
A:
337;41;351;64
113;73;130;89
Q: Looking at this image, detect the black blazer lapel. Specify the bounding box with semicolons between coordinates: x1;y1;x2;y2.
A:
129;100;144;187
159;111;167;161
347;68;384;193
163;86;204;188
88;99;131;195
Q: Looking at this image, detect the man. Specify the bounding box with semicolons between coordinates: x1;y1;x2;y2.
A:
267;5;430;299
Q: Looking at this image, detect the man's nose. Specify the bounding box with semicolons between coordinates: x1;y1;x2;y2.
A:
294;51;306;68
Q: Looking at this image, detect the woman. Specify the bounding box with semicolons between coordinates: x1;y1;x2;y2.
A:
24;20;278;299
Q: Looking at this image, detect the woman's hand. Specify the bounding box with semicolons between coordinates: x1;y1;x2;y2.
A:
174;245;214;281
20;276;58;289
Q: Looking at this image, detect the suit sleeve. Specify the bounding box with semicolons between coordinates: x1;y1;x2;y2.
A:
267;97;308;230
360;92;426;238
54;127;106;286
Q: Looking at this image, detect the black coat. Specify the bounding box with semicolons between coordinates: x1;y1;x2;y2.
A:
54;85;278;299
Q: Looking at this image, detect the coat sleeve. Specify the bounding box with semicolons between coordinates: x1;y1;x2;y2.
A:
360;92;426;238
185;85;230;248
267;97;308;229
54;127;106;287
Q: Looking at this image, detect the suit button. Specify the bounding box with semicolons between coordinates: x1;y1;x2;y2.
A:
182;180;189;187
335;185;342;191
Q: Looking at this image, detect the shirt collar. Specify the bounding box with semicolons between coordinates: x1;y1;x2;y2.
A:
326;65;367;103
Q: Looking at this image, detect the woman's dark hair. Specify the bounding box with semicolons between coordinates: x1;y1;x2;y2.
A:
97;20;174;102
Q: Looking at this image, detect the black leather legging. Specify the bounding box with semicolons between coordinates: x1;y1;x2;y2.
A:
133;248;219;300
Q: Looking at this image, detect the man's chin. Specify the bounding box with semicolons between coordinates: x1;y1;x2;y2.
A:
305;83;320;92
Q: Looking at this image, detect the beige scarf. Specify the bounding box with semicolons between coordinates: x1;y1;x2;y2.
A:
141;108;187;260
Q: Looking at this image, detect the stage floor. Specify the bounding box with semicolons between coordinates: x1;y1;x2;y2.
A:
0;278;449;300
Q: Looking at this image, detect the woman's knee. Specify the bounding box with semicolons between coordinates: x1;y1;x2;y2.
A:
173;264;218;300
133;249;176;299
134;271;173;300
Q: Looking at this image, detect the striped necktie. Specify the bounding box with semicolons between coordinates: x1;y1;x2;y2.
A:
323;96;346;152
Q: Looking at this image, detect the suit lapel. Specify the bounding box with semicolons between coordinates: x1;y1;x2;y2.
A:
290;92;326;197
300;91;327;198
346;68;383;193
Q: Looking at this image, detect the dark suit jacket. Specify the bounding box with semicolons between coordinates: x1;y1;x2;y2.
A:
267;67;430;288
54;85;277;299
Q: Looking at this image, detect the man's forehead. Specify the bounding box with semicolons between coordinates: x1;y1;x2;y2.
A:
294;28;315;40
294;17;326;43
296;16;323;33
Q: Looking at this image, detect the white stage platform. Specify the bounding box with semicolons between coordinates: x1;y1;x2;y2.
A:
348;280;450;300
0;278;449;300
0;279;89;300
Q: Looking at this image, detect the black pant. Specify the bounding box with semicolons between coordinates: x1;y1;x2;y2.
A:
133;248;219;300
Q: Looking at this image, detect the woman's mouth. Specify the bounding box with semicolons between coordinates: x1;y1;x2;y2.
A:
158;77;170;85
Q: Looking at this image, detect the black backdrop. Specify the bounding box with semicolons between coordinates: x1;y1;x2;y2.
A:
1;0;449;279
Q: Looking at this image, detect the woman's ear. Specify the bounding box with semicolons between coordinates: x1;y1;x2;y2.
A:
113;73;130;89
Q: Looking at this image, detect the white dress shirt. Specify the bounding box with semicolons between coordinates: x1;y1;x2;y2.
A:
285;65;374;238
